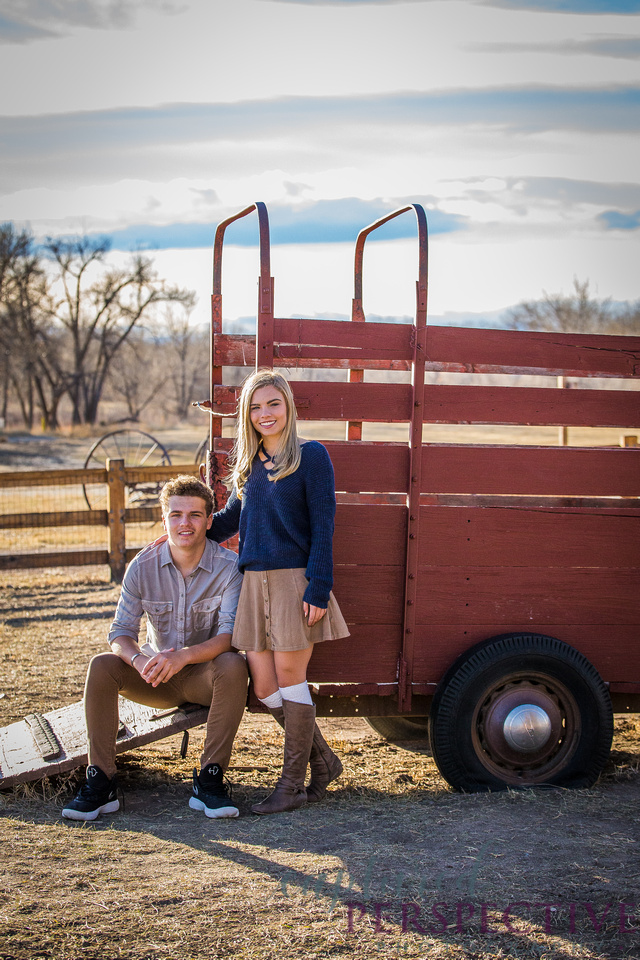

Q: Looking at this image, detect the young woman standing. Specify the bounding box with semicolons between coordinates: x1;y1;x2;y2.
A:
207;369;349;815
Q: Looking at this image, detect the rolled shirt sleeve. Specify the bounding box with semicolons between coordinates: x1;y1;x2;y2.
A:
107;564;144;645
215;562;243;636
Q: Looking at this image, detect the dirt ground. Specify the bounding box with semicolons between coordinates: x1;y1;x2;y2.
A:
1;567;640;960
1;433;640;960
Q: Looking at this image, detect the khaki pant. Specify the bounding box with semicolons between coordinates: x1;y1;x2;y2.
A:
84;651;248;778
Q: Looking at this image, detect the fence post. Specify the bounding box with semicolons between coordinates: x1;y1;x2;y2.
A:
107;458;126;583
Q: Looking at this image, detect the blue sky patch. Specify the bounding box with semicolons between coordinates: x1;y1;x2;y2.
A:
484;0;640;12
102;200;466;251
598;209;640;229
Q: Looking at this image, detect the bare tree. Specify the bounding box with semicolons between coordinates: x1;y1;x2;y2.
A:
0;223;68;429
1;227;199;428
507;279;640;335
45;236;195;425
160;304;209;420
107;326;167;423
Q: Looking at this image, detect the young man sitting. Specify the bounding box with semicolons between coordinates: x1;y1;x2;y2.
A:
62;476;247;821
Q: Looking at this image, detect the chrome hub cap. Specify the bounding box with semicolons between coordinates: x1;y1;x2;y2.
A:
503;704;552;753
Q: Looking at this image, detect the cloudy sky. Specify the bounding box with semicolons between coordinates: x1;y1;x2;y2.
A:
1;0;639;326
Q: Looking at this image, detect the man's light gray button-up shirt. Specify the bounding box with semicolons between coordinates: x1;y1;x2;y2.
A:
108;538;243;655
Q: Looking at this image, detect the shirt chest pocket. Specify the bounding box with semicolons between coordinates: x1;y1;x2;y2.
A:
141;599;173;634
191;596;222;634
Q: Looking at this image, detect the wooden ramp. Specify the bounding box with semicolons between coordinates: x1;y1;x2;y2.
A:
0;698;208;789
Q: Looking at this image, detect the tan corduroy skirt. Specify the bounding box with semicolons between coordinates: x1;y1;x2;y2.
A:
231;568;350;652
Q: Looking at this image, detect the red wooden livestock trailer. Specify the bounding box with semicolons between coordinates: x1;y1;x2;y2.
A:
203;201;640;792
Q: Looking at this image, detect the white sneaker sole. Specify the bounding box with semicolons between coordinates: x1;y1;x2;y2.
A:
189;796;239;819
62;799;120;821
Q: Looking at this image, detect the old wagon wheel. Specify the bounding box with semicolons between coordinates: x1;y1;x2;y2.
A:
194;436;209;468
429;633;613;792
83;428;172;511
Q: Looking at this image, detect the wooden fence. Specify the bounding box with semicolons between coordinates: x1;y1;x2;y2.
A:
0;460;198;582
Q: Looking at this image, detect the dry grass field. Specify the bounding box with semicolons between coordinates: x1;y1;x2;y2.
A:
1;427;640;960
1;570;640;960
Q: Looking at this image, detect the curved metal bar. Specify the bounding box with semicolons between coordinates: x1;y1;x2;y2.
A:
209;202;272;490
212;201;271;296
351;203;429;714
353;203;428;308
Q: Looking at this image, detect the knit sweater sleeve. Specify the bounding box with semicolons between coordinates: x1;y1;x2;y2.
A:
302;442;336;608
207;488;242;544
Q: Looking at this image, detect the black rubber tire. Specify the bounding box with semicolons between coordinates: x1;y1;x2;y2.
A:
430;633;613;792
366;716;430;742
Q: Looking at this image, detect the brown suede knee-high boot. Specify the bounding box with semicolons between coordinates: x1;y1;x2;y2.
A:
252;701;315;815
267;704;343;804
305;723;343;803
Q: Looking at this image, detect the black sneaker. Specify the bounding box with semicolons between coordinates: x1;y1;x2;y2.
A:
189;764;239;819
62;765;120;822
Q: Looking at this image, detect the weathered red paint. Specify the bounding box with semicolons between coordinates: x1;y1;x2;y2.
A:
207;202;640;724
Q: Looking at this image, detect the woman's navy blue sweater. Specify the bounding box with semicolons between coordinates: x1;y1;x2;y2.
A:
206;440;336;608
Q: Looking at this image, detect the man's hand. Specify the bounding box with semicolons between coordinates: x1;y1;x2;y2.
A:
140;647;189;687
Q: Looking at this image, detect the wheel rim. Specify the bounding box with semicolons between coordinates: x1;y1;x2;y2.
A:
194;437;209;466
82;429;171;511
471;673;581;785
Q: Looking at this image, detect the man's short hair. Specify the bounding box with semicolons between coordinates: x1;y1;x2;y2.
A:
160;476;214;516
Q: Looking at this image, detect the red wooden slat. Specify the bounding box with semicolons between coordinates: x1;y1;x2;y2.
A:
415;567;639;625
411;624;640;686
292;381;412;421
418;505;640;567
422;384;640;428
214;323;640;376
421;444;640;497
211;441;638;498
334;504;406;565
324;442;410;494
213;381;412;421
213;334;414;370
274;317;414;361
426;326;640;378
332;565;404;624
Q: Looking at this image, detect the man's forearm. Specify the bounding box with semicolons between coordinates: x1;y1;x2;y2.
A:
110;635;145;666
180;633;233;665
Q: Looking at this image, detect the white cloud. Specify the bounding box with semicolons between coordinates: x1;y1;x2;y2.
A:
0;0;184;44
1;0;638;316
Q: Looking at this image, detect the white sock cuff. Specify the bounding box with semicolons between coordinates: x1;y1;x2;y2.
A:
280;682;313;705
259;691;284;709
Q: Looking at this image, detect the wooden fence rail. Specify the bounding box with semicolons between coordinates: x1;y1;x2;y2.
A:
0;460;198;582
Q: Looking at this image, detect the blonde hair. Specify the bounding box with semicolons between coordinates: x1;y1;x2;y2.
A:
228;369;301;496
